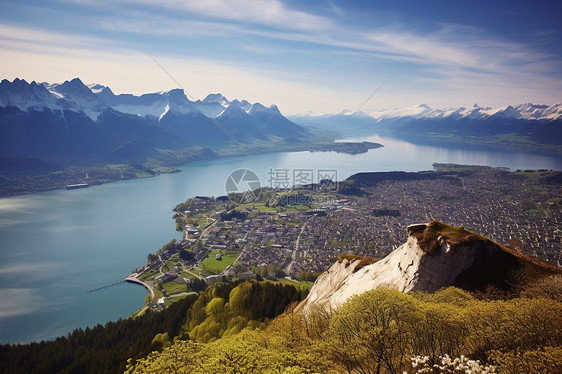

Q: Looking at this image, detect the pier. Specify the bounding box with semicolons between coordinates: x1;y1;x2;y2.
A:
87;280;125;293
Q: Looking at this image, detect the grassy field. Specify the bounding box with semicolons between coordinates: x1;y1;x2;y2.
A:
282;204;311;213
164;293;196;306
162;281;186;295
139;269;158;281
200;249;240;272
264;278;314;291
163;258;182;273
254;205;277;212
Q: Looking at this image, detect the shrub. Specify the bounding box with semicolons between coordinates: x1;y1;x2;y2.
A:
337;253;377;272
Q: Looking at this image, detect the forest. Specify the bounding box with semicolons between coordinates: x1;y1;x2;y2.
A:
0;280;306;374
125;275;562;374
2;275;560;373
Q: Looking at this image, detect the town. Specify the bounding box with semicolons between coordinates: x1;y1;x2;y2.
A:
127;165;561;310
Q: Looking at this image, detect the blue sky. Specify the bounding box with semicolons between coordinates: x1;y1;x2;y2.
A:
1;0;561;114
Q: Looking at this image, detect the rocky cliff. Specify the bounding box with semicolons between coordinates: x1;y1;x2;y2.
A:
298;220;558;314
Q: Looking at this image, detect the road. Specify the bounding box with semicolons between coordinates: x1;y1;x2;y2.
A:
285;217;313;275
125;274;156;302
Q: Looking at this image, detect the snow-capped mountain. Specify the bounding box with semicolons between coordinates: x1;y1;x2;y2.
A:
291;102;562;126
0;78;310;164
87;84;201;119
46;78;109;120
366;102;562;122
0;78;299;126
0;78;67;113
195;94;230;118
289;100;561;153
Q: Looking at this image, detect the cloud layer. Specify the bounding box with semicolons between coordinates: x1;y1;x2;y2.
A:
1;0;560;113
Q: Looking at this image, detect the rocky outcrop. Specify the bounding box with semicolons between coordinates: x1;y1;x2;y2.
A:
298;221;558;315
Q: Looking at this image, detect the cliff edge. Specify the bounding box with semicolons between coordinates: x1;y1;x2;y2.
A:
298;220;558;314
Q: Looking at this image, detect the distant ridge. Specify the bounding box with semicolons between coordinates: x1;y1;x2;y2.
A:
289;101;562;153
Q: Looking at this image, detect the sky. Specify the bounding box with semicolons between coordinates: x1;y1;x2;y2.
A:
1;0;561;115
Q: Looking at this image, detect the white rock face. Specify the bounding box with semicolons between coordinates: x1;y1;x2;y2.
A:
298;235;484;315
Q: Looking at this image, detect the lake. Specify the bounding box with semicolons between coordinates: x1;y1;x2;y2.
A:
1;134;561;344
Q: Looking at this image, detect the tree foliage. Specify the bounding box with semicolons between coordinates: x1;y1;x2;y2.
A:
127;286;562;374
4;281;561;374
0;280;306;374
0;294;198;374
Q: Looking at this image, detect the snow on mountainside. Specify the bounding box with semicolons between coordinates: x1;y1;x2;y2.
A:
366;102;562;121
540;103;562;120
219;100;249;120
0;78;310;160
47;78;109;120
0;78;292;124
4;79;559;123
202;93;229;106
195;94;230;118
89;85;201;118
0;78;65;112
1;78;108;120
250;103;280;115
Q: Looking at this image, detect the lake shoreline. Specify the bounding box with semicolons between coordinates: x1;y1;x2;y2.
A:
0;140;383;199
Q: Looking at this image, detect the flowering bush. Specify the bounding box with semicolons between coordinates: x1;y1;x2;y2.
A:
408;354;495;373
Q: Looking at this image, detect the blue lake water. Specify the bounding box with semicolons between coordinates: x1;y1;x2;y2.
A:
0;134;561;344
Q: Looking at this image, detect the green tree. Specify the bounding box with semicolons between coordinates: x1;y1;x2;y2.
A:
326;289;417;374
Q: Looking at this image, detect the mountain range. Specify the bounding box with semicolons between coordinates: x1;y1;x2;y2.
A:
290;102;562;152
0;78;311;166
2;77;561;173
369;102;562;121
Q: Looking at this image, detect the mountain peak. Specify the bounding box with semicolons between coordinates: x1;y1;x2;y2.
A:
87;83;113;95
49;78;108;119
221;100;247;115
58;78;94;95
0;78;60;112
203;93;229;105
248;102;268;113
492;105;522;119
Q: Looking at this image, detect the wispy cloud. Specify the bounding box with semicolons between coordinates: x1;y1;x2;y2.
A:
78;1;558;80
0;25;366;113
0;263;63;282
3;0;561;111
0;24;113;51
0;198;35;213
0;288;53;318
65;0;334;32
